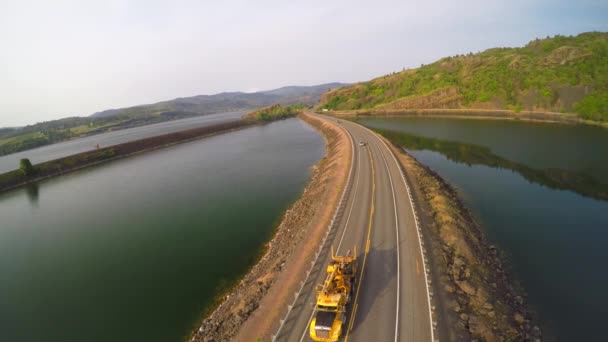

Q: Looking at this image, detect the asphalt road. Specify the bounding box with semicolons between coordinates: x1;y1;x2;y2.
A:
276;114;434;342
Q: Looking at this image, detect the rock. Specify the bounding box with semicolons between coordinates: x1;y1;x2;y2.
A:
454;256;465;267
460;313;469;321
448;298;461;312
487;310;495;318
458;280;477;296
514;313;525;324
457;295;469;305
515;295;524;305
468;315;496;341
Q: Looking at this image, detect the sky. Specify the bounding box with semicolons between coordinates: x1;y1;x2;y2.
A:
1;0;607;127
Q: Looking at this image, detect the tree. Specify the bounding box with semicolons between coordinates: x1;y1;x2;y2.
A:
19;158;35;176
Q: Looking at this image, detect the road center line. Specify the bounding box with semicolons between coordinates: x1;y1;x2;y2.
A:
344;144;375;342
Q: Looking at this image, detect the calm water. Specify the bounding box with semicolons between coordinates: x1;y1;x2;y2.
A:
360;117;608;341
0;118;323;342
0;110;245;174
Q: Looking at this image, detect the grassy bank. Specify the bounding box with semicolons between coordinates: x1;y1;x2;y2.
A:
0;120;253;193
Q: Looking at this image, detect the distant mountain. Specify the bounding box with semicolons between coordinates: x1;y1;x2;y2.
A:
0;128;17;138
0;82;347;157
90;82;346;119
321;32;608;122
258;83;346;99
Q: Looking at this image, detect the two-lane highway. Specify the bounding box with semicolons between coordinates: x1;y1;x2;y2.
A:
276;114;434;342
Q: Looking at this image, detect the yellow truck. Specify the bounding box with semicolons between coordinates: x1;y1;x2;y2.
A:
309;246;357;341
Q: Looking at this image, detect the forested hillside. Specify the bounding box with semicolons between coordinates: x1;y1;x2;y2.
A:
321;32;608;121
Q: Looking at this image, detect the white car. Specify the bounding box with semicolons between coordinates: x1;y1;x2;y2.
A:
359;141;366;146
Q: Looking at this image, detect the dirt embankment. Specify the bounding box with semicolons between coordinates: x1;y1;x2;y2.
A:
380;137;541;341
191;112;351;342
0;120;252;194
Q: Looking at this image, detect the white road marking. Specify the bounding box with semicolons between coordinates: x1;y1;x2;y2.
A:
366;125;436;342
368;132;401;342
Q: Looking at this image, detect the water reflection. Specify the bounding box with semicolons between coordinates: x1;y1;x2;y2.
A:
374;128;608;201
25;182;39;206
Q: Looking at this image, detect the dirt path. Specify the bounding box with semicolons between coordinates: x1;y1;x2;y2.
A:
191;113;351;342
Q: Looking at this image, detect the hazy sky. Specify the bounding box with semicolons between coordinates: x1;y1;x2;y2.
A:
1;0;607;127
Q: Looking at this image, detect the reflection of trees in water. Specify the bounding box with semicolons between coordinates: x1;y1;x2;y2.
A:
374;128;608;201
26;182;39;206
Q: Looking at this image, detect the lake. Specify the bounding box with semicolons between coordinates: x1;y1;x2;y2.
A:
360;117;608;341
0;118;323;342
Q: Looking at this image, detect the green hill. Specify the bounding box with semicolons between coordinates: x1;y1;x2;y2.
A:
320;32;608;121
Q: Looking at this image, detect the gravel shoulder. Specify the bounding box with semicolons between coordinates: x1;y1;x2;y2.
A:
191;112;351;342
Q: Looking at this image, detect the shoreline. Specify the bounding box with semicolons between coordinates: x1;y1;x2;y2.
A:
0;120;253;194
378;133;541;341
327;108;608;128
191;113;351;341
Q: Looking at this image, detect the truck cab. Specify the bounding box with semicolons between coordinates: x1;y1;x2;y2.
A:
309;247;356;341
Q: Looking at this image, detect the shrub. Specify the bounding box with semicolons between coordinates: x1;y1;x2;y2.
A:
19;158;35;176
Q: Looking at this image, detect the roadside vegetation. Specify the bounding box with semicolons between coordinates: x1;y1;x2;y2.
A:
241;104;305;122
321;32;608;121
0;116;127;157
0;148;118;191
19;158;35;176
0;120;250;193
